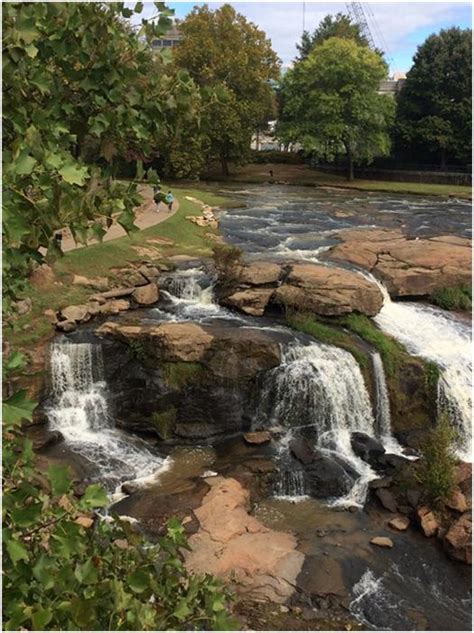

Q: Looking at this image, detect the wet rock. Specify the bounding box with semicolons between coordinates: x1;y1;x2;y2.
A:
138;265;161;282
60;304;90;323
445;488;468;513
185;477;304;603
417;506;439;537
237;262;282;286
375;488;398;513
245;458;276;474
326;229;471;298
274;263;384;317
388;516;410;531
223;288;274;316
369;476;393;489
31;408;49;426
33;430;64;451
56;320;77;333
370;536;394;548
406;488;422;509
377;453;409;473
132;283;159;306
72;275;108;291
351;432;385;466
443;512;472;564
305;454;357;499
243;431;271;445
290;438;316;465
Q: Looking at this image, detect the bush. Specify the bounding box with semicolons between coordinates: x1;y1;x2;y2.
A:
430;285;472;311
212;243;242;286
417;414;457;504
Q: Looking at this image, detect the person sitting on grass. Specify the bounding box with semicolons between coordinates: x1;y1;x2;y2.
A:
165;190;175;212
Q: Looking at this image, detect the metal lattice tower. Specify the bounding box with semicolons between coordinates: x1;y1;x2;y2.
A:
345;2;376;50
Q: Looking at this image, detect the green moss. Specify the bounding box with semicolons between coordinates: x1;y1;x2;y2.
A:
127;339;151;364
287;312;369;370
150;408;177;440
430;285;472;311
162;362;205;389
424;360;440;392
417;413;457;505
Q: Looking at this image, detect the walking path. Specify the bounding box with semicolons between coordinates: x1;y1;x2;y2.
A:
61;185;179;252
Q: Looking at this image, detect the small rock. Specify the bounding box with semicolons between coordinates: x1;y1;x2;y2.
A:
279;605;289;613
376;488;398;513
443;512;472;564
291;606;302;615
370;536;394;548
417;506;439;538
61;304;90;323
406;488;422;509
75;516;94;529
243;431;271;445
388;516;410;531
121;270;149;287
56;320;77;333
138;265;161;282
13;297;32;316
445;488;469;513
72;275;108;291
100;299;130;314
132;283;159;306
348;505;359;513
87;301;102;316
301;607;318;621
43;308;58;324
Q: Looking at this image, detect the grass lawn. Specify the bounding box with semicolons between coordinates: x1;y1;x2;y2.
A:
7;185;237;351
204;162;472;199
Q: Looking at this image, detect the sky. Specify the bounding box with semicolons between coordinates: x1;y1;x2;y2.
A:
137;1;471;74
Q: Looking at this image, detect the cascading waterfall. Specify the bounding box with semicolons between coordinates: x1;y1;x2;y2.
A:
370;279;472;461
47;340;167;490
371;352;404;456
162;268;219;318
257;342;378;506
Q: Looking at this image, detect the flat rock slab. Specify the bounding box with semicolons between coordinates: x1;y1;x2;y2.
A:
185;477;304;603
243;431;271;445
370;536;394;548
325;228;472;298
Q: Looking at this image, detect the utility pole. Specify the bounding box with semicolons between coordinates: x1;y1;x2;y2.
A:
302;1;306;33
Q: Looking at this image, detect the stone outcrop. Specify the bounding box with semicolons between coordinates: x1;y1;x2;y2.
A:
275;263;384;316
185;477;304;603
325;229;472;298
132;283;159;306
443;512;472;564
218;259;384;317
95;321;281;441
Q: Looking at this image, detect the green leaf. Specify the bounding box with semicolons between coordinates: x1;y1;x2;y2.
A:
3;389;36;425
59;161;88;185
5;351;27;373
11;502;43;527
6;538;29;564
47;464;71;496
44;152;64;169
25;43;38;58
173;599;191;621
127;569;149;593
117;210;138;234
74;559;98;585
14;151;37;176
79;483;108;508
31;608;53;630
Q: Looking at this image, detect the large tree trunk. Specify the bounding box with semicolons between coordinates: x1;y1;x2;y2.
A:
220;154;229;176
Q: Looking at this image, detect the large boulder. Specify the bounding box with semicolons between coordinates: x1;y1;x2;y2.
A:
222;288;274;316
443;512;472;564
237;262;282;286
351;432;385;466
274;263;383;316
60;304;90;323
132;283;159;306
326;229;472;298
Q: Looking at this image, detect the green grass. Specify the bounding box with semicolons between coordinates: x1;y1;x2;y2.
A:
286;312;369;370
6;185;238;351
204;162;472;199
430;285;472;311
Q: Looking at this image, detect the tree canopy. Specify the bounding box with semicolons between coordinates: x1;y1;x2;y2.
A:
394;27;472;166
173;3;280;174
277;37;394;180
296;12;370;60
2;1;198;307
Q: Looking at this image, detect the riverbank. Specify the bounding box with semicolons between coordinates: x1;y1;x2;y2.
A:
203;163;473;199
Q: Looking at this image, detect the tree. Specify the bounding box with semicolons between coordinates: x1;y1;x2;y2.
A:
394;28;472;166
173;4;280;175
2;2;198;307
296;12;370;60
277;38;394;180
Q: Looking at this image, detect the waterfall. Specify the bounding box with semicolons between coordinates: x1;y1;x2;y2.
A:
369;278;472;462
274;470;307;500
371;352;404;456
257;342;378;507
47;340;167;490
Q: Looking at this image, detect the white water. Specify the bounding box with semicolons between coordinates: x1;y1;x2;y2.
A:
48;341;168;490
371;280;472;461
257;342;378;507
161;268;222;319
274;470;308;501
371;352;405;456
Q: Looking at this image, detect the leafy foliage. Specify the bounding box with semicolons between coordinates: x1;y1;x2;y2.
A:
2;2;198;308
430;285;472;311
394;28;472;166
296;12;372;60
417;414;457;504
2;357;236;631
173;4;280;174
212;243;243;286
276;37;394;180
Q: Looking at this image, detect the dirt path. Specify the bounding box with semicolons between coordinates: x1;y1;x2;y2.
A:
61;185;179;252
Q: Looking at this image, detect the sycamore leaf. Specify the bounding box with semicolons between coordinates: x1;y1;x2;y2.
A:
6;538;29;565
59;162;88;186
47;464;71;496
79;483;108;509
3;389;36;425
14;151;37;176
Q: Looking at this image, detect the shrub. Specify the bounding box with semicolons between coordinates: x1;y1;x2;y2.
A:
416;414;457;504
212;243;243;285
430;285;472;311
